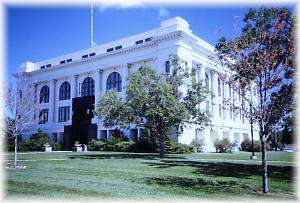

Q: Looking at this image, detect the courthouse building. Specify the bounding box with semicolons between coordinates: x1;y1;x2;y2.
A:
16;17;259;151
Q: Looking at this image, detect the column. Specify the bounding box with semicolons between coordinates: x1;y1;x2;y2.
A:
210;70;217;116
34;83;38;121
71;75;78;99
99;69;103;96
49;79;56;123
94;70;100;107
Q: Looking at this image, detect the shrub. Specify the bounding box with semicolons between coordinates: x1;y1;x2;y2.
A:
214;139;231;153
165;141;194;154
240;139;270;152
88;139;108;151
126;140;158;153
190;138;205;152
109;129;129;143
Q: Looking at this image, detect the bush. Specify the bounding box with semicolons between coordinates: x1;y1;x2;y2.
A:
240;139;270;152
214;139;231;153
127;140;158;153
165;142;194;154
88;139;108;151
190;138;205;152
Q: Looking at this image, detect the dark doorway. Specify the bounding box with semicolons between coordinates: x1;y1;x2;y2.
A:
63;96;97;150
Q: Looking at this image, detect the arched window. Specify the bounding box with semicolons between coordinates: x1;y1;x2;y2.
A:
218;78;221;96
106;72;122;92
205;73;209;90
59;81;71;100
81;77;94;97
40;85;49;103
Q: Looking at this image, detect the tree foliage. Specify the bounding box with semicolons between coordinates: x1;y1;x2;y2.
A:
215;7;295;193
95;55;209;158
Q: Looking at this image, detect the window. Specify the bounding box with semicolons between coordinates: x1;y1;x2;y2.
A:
230;106;233;119
58;106;70;122
18;115;21;120
165;61;171;73
107;48;114;52
229;85;232;99
206;101;210;113
81;77;95;97
205;73;209;90
145;37;152;42
60;60;65;64
89;53;95;57
66;59;72;62
82;54;88;59
218;78;221;96
40;85;49;103
40;65;45;69
59;82;71;100
46;64;51;67
135;40;143;45
19;90;22;99
39;109;49;124
219;104;222;117
106;72;122;92
115;45;122;50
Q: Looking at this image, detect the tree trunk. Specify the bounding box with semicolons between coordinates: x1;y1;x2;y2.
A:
13;134;18;169
261;138;269;193
158;134;165;158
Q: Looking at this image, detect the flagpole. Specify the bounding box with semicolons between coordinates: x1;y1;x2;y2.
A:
90;4;95;48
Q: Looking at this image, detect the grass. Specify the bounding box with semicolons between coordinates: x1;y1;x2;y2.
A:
4;151;296;200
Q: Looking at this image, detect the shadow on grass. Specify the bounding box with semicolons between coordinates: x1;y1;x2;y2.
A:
68;153;186;161
145;176;256;194
146;160;294;182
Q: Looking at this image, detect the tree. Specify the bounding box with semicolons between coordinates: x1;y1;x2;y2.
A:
3;72;39;169
215;7;295;193
95;55;209;158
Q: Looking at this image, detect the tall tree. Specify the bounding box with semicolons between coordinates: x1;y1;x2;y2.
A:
95;55;209;158
3;73;39;169
215;7;295;193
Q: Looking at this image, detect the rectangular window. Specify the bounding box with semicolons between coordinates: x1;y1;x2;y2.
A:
18;115;21;120
82;54;88;59
165;61;171;73
145;37;152;42
40;65;45;69
89;53;95;57
115;45;122;50
39;109;48;124
66;59;72;62
60;60;65;64
19;90;22;99
46;64;51;67
58;106;70;122
107;48;114;52
230;106;233;119
219;104;222;117
135;40;143;45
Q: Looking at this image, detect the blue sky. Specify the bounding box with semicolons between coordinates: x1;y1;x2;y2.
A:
6;4;295;81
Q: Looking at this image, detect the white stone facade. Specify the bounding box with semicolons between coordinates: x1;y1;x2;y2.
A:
17;17;259;151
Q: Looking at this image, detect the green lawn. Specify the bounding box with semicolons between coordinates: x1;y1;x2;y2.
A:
4;151;296;200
